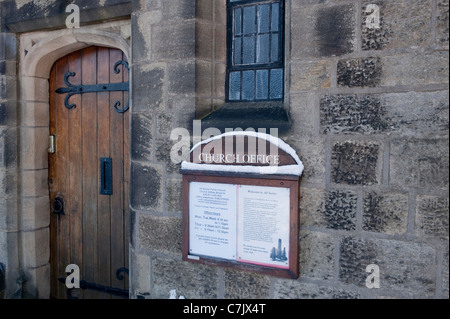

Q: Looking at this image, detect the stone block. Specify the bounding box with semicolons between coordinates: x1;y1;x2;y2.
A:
290;60;331;91
0;33;17;61
323;190;357;231
340;236;436;296
382;91;449;138
131;11;160;63
161;0;196;22
415;195;449;239
288;93;317;138
139;215;182;254
273;280;361;299
151;256;218;299
129;249;151;298
291;4;356;59
19;102;49;128
22;169;48;198
320;94;388;135
331;141;382;186
131;113;153;162
381;51;449;87
361;0;433;50
20;127;49;170
390;139;449;190
437;0;449;46
0;198;18;232
337;57;382;88
131;63;166;112
299;187;324;228
299;230;334;281
287;136;325;184
0;127;18;169
363;191;409;235
21;196;50;232
443;246;449;298
130;162;163;212
156;138;182;174
22;228;50;268
168;61;195;95
166;178;182;214
152;22;195;61
224;270;270;299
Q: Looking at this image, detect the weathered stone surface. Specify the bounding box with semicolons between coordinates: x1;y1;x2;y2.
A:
273;280;361;299
323;190;357;231
224;270;270;299
130;162;163;212
132;63;166;112
131;113;153;162
299;230;334;281
152;256;218;299
443;246;449;298
340;236;436;296
152;22;195;61
291;4;355;59
166;178;182;214
415;196;449;239
320;95;388;134
287;136;325;184
383;91;449;138
299;187;324;228
390;139;449;190
331;141;382;186
156;139;182;174
288;93;316;137
437;0;449;46
315;4;356;57
361;0;433;50
363;192;409;235
381;51;449;87
337;57;382;88
290;60;331;91
139;215;182;254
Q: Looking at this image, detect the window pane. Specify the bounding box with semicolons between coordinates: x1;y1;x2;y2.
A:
271;3;279;32
243;5;256;35
256;70;269;100
233;37;242;65
242;35;255;64
271;34;279;62
257;34;270;64
257;4;270;33
242;70;255;101
270;68;283;99
229;72;241;100
234;8;242;35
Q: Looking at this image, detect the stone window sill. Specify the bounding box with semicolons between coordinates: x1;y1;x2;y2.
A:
200;101;291;134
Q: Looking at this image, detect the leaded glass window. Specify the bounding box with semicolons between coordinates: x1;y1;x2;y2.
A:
227;0;284;102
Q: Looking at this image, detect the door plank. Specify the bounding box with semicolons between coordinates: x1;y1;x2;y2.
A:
97;47;112;299
67;50;84;299
109;48;126;293
81;46;99;299
55;57;70;299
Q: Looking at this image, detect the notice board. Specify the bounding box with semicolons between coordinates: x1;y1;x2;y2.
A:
181;132;304;279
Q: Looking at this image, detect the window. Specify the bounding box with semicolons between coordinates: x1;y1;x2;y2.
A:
227;0;284;102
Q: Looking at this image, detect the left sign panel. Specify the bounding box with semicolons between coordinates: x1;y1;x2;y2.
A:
189;182;238;260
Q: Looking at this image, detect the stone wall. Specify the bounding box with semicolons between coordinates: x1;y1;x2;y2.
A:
0;0;448;299
131;0;449;299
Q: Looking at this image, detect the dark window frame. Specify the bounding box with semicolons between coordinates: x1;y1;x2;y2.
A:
226;0;285;103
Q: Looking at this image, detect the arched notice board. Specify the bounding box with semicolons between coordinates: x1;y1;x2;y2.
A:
181;132;304;279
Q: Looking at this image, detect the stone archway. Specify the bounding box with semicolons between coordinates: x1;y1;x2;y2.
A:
17;20;131;298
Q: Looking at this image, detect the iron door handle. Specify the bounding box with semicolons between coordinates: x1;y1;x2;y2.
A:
52;197;65;216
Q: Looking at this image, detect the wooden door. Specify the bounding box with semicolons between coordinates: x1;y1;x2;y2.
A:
49;46;130;299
